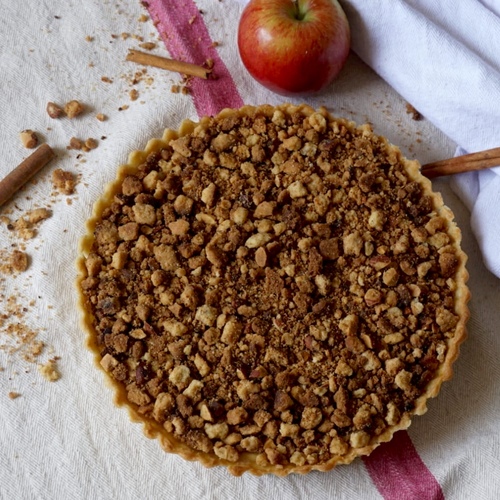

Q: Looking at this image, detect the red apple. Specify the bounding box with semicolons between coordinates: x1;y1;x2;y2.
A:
237;0;350;96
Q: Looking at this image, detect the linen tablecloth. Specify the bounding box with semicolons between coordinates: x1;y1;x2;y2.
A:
1;1;499;499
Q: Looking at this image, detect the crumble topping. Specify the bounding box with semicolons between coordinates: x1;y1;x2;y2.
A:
79;106;466;471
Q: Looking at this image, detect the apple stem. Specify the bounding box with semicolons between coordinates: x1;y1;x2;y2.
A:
293;0;307;21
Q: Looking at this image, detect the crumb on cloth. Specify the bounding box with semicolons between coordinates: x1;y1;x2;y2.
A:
38;359;61;382
19;130;39;149
52;169;77;195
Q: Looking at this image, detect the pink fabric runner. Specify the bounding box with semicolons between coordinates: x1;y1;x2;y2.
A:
145;0;243;117
363;431;445;500
145;2;445;498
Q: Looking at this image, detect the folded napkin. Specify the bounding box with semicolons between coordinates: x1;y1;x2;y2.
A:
340;0;500;278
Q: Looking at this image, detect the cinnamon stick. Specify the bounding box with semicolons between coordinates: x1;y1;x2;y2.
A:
0;144;55;208
422;146;500;178
126;50;211;79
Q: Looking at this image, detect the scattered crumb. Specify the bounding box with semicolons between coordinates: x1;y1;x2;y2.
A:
17;228;36;241
46;102;64;119
85;35;94;42
0;286;48;368
1;208;52;240
11;216;36;240
101;76;113;84
64;100;85;119
171;85;180;94
138;42;156;51
52;169;77;195
118;105;129;111
67;137;98;152
129;89;139;101
96;113;106;121
138;14;149;22
26;340;45;362
38;359;61;382
68;137;83;150
27;208;51;224
406;103;423;121
19;130;39;149
9;250;29;273
0;249;29;274
85;138;98;150
8;392;21;400
125;68;155;87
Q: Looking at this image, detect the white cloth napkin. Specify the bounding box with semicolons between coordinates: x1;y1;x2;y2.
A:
340;0;500;277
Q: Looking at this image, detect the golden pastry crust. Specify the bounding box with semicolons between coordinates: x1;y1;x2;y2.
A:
76;104;469;476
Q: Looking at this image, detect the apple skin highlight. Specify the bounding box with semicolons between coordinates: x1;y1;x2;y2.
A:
237;0;351;96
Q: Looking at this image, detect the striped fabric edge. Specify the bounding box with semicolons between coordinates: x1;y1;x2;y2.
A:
145;0;244;118
363;430;445;500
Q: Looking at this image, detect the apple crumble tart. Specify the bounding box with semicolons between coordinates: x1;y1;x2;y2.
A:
76;104;469;475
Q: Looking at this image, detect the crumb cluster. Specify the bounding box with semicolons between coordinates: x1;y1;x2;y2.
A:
46;100;85;120
1;208;52;241
38;359;61;382
0;239;62;394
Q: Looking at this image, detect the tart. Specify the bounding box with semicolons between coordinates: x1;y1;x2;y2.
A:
76;104;469;476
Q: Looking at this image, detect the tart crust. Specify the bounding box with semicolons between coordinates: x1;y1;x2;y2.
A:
76;104;469;476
